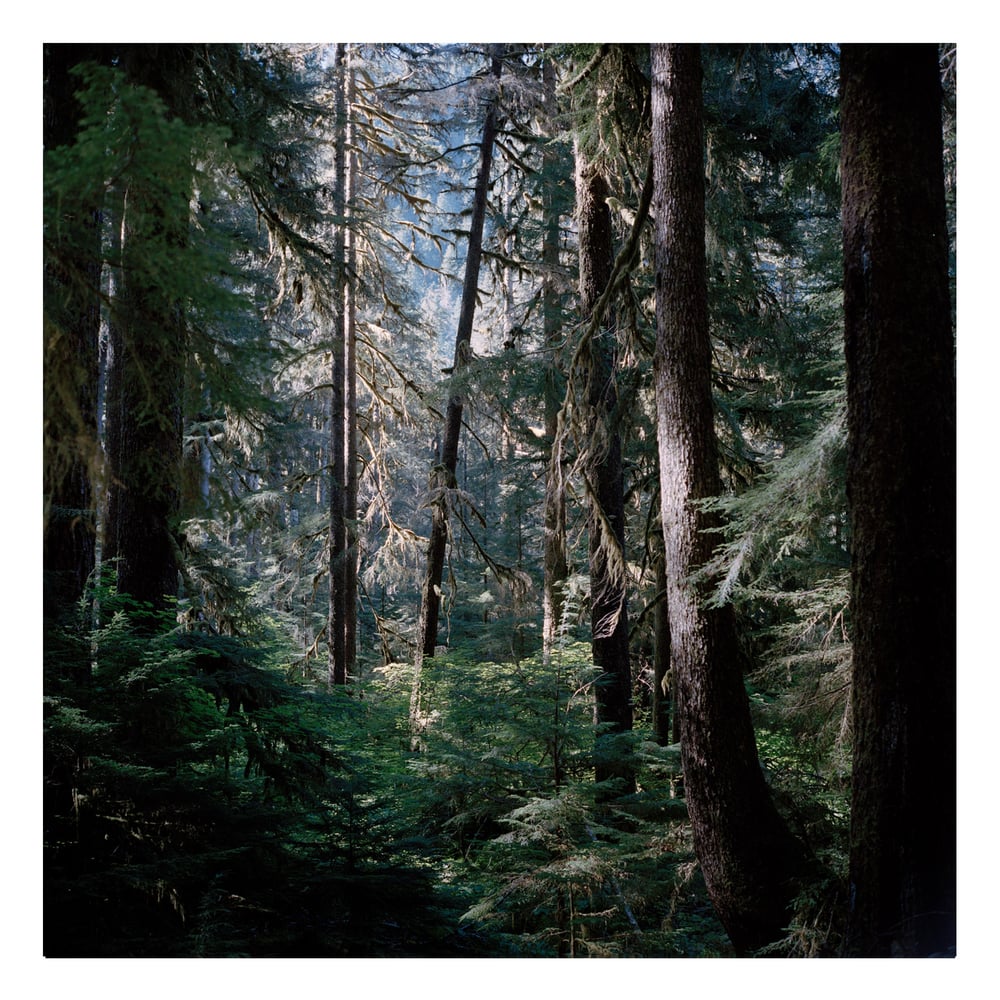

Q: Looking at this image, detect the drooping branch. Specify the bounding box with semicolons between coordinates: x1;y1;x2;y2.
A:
416;46;505;662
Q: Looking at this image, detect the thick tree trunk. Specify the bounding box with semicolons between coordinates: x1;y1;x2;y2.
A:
574;147;633;788
43;45;103;620
328;43;349;686
651;43;807;954
105;210;185;616
416;49;503;661
840;43;956;958
104;48;197;619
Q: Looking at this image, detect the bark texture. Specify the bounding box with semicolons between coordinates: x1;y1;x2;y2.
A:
574;148;633;786
650;532;672;746
840;43;956;958
651;43;807;954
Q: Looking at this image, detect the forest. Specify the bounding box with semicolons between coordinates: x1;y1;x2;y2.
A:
42;41;957;960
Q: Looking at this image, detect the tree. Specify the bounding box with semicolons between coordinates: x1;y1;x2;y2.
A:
103;46;201;616
43;45;105;620
840;43;956;958
651;42;808;954
540;51;570;662
328;42;349;685
573;144;634;785
343;48;361;679
416;48;504;661
44;40;960;960
649;525;673;746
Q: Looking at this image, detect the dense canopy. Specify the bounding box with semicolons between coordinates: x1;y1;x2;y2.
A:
42;41;956;960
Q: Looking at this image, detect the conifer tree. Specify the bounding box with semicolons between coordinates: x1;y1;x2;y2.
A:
343;47;361;679
540;51;570;662
43;44;105;619
548;44;658;787
103;45;200;615
43;39;960;960
649;525;673;745
415;47;505;663
573;143;634;785
328;42;349;685
651;42;808;954
840;42;955;958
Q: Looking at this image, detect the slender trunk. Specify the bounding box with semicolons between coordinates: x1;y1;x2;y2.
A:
840;43;956;958
416;49;503;661
574;145;633;788
343;49;360;681
651;533;672;747
651;43;807;954
541;53;569;661
328;43;348;686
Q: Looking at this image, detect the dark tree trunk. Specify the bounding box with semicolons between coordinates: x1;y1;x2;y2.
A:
417;49;503;661
43;44;103;620
574;147;633;788
104;47;198;619
651;43;808;955
328;42;348;687
651;533;672;747
840;43;956;958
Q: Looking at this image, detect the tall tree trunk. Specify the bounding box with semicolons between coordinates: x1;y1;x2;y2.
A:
651;43;807;954
416;49;503;661
840;43;956;958
104;47;196;619
328;43;349;686
43;45;103;621
574;145;633;788
541;52;569;662
343;48;360;681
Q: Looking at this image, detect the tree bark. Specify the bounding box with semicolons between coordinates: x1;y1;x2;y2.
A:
651;43;807;954
650;531;672;746
416;49;504;661
104;47;197;619
574;145;634;788
840;43;956;958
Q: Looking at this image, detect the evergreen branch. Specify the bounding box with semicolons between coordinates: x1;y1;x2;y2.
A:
559;45;610;94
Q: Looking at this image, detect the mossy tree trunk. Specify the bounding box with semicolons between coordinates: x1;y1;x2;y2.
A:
840;43;956;958
574;146;634;789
